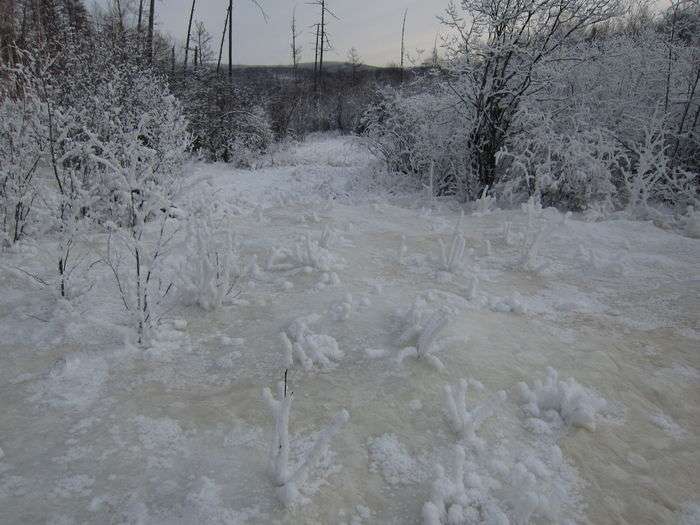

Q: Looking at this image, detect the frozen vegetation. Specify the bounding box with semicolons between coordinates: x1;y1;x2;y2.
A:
1;0;699;522
1;133;698;524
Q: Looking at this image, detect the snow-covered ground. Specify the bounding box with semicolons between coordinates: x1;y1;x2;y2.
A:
1;134;698;524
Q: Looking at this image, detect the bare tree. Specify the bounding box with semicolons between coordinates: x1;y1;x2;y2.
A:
439;0;622;191
309;0;338;92
194;21;212;66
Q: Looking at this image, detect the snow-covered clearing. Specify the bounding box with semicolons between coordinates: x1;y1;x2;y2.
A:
1;134;698;524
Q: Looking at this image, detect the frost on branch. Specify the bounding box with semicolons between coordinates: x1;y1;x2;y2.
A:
516;367;607;432
444;379;506;444
281;314;343;370
262;378;350;507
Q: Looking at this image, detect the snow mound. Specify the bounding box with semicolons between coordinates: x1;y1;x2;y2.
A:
368;434;422;485
516;367;607;432
423;439;582;525
35;352;110;409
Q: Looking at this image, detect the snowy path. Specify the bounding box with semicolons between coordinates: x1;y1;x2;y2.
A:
1;134;698;524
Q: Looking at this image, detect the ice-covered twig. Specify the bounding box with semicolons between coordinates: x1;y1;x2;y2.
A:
444;379;506;442
262;378;350;507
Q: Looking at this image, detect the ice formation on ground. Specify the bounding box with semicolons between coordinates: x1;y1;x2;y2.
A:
263;380;350;506
516;367;607;432
281;314;343;370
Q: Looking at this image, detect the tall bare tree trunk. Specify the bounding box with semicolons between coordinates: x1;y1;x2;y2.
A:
0;0;15;64
313;23;319;92
137;0;144;51
228;0;233;79
216;4;230;73
184;0;196;72
147;0;155;62
318;0;325;91
400;9;407;80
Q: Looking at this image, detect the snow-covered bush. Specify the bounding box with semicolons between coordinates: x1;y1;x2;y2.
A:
361;82;473;197
262;378;349;507
224;106;274;168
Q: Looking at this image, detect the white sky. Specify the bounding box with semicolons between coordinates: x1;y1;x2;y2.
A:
92;0;450;66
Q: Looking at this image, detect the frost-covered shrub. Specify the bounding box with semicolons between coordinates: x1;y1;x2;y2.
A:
497;108;621;211
224;106;274;168
0;63;47;245
361;83;473;197
84;66;190;224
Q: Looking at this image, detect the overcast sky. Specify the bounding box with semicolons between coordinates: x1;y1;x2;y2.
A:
93;0;450;66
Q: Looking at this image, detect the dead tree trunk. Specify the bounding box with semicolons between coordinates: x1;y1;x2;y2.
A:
228;0;233;79
147;0;155;62
184;0;196;72
400;9;407;80
216;4;230;73
313;23;319;92
318;0;325;91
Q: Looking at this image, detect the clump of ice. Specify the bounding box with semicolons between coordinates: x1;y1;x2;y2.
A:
184;476;259;523
367;433;422;486
37;352;110;409
266;232;344;274
281;314;343;370
516;367;607;432
423;436;583;525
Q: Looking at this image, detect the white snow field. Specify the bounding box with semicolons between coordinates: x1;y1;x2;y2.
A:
1;134;698;524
